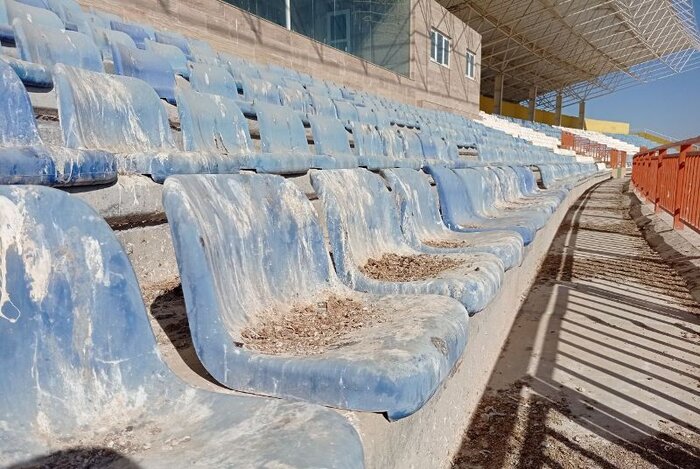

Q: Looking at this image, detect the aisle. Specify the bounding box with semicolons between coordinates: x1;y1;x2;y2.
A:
453;177;700;469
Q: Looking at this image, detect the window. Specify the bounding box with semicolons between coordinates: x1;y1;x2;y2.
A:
466;49;476;79
430;29;450;67
327;10;350;52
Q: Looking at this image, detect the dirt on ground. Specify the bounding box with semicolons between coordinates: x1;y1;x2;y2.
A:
241;295;387;356
360;253;463;281
423;238;474;249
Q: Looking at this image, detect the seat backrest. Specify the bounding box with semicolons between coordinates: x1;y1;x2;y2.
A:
46;0;90;34
91;26;136;60
309;92;337;117
188;37;218;63
333;100;359;123
112;42;176;104
352;123;385;157
423;165;479;226
382;168;446;243
380;127;405;159
176;87;254;156
6;0;63;29
308;116;353;157
189;62;239;100
356;106;379;126
154;29;191;57
240;76;281;105
278;86;312;114
13;19;103;72
0;58;41;147
145;38;188;77
163;174;334;333
0;185;166;437
54;64;175;152
110;19;153;48
398;129;424;159
255;103;309;155
311;168;408;267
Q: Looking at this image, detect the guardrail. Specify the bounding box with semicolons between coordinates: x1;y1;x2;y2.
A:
561;131;626;167
631;136;700;231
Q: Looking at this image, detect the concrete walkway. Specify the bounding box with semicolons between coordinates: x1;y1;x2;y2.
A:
452;177;700;468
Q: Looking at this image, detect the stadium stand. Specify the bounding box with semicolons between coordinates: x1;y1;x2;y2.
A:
0;0;611;466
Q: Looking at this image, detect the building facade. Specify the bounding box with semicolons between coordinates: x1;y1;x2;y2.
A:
77;0;482;116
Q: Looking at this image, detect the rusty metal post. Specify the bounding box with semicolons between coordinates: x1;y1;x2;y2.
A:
673;144;691;230
654;149;666;213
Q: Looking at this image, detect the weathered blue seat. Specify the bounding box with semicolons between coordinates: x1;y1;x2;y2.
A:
45;0;90;34
279;85;313;114
0;60;115;185
110;19;154;49
255;103;352;173
0;0;12;42
380;127;422;169
382;168;523;270
54;64;237;182
309;92;337;117
510;165;566;201
350;123;397;169
491;166;560;213
311;168;505;313
308;116;359;168
425;165;540;245
333;100;359;124
145;38;189;78
176;86;258;170
6;0;63;29
164;173;468;420
240;75;281;105
91;25;136;60
13;18;102;72
112;42;176;104
189;62;240;99
0;185;363;469
188;37;218;64
154;29;191;57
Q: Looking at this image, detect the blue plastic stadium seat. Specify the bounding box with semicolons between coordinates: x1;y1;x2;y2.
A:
0;0;12;43
145;38;189;78
91;25;136;60
0;185;364;469
111;42;176;104
176;87;258;170
311;168;505;313
425;165;541;245
279;85;313;114
309;92;337;117
350;123;397;169
154;29;192;57
54;64;237;182
240;75;281;105
308;116;359;168
189;62;240;99
188;37;218;63
0;60;115;185
6;0;63;29
164;173;468;420
255;103;352;173
333;100;359;124
491;166;561;212
12;18;102;73
382;168;524;270
380;127;422;169
0;54;51;87
110;19;154;49
45;0;90;34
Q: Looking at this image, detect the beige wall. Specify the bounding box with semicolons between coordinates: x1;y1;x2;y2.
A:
78;0;481;116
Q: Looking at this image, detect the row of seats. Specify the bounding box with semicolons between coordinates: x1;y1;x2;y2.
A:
0;0;593;187
0;1;608;466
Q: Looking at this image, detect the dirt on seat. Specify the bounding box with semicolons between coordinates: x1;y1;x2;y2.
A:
423;238;474;249
241;295;387;356
360;253;463;282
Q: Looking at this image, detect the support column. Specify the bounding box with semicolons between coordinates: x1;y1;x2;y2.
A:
528;86;537;121
554;91;563;126
578;100;586;129
493;73;504;115
285;0;291;30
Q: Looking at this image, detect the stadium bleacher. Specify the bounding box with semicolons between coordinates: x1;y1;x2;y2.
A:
0;0;609;466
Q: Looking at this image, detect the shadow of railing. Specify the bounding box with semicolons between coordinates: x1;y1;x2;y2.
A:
452;179;700;468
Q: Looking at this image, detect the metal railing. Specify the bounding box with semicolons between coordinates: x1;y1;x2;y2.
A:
561;131;626;166
631;136;700;231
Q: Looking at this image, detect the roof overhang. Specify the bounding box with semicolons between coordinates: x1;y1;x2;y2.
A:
439;0;700;109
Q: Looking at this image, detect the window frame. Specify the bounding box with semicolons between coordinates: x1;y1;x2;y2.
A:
430;28;450;68
465;49;476;79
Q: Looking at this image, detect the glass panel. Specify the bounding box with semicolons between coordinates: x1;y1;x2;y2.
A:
443;37;450;66
227;0;411;76
225;0;286;27
436;33;444;65
430;30;437;61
